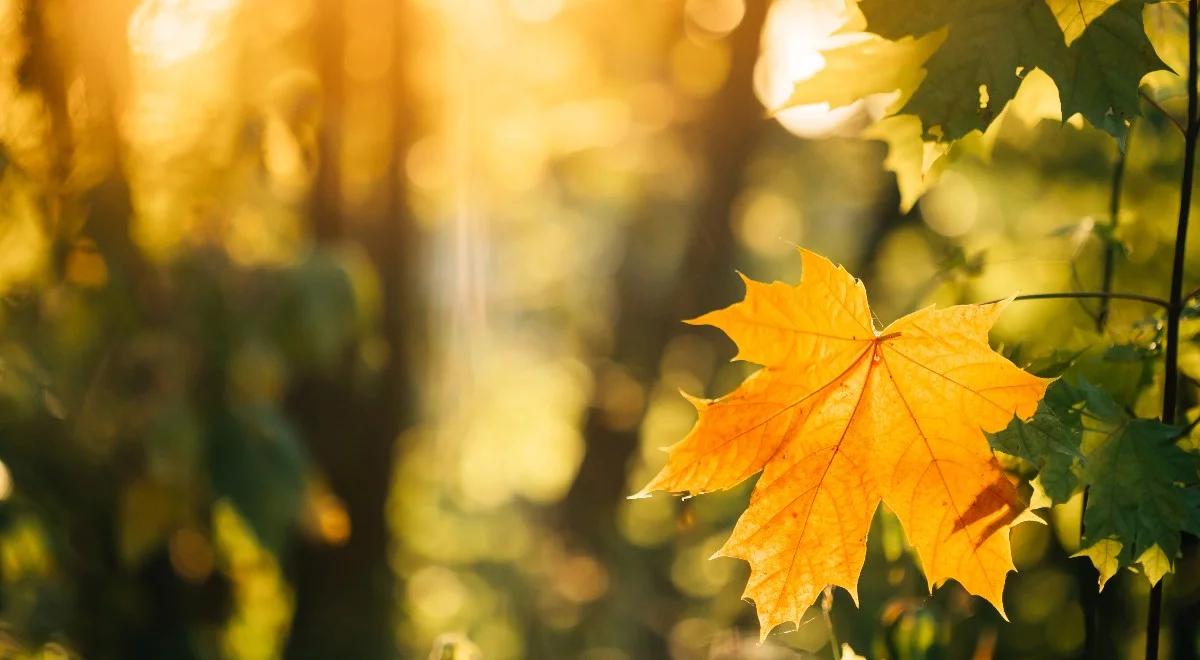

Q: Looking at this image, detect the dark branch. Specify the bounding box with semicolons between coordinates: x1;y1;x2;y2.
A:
997;291;1172;309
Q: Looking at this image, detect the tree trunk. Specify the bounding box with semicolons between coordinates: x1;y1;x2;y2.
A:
283;1;417;657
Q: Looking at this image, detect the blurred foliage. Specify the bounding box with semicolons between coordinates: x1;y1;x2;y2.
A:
0;0;1199;659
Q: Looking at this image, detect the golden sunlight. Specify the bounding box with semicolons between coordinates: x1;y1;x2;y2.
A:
127;0;239;69
755;0;865;137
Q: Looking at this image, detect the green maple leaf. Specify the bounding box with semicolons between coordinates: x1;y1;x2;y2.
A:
989;377;1200;586
1045;0;1169;140
1078;384;1200;586
988;380;1086;502
858;0;1167;141
859;0;1060;139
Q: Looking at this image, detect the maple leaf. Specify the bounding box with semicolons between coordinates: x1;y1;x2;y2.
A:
637;249;1049;638
988;376;1200;587
860;115;951;212
1080;413;1200;587
782;17;950;213
1044;0;1168;140
783;30;946;113
857;0;1165;141
858;0;1063;140
1046;0;1119;45
988;379;1086;502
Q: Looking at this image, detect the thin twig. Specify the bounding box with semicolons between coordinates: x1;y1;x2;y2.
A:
1071;261;1102;322
1141;88;1188;136
1098;131;1132;330
1178;411;1200;437
1081;130;1133;660
1183;283;1200;305
999;291;1172;308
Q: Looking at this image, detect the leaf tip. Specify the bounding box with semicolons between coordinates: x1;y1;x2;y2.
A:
679;389;708;410
1011;508;1046;528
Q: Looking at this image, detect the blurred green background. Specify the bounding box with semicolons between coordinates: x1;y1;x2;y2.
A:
0;0;1198;658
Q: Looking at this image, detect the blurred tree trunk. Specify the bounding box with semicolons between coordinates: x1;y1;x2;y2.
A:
14;3;203;657
283;1;417;657
16;4;120;656
561;0;768;549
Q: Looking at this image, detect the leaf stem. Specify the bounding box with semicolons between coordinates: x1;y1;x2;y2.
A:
1003;291;1171;308
1178;411;1200;438
1098;133;1131;331
1149;0;1200;652
822;587;841;660
1185;284;1200;304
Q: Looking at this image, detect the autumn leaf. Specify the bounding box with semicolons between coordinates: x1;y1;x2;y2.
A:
860;115;951;212
637;249;1049;638
782;30;946;112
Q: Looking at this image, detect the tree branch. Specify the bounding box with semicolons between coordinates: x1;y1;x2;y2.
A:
999;291;1171;309
1148;0;1200;652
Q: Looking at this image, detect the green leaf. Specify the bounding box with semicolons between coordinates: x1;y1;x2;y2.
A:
1071;384;1200;586
1043;0;1169;140
1080;415;1200;585
857;0;1167;141
210;405;308;552
989;373;1200;586
1074;342;1156;408
859;0;1064;140
988;380;1085;502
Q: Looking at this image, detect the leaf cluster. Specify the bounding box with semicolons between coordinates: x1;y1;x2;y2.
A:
784;0;1173;211
989;361;1200;586
859;0;1166;141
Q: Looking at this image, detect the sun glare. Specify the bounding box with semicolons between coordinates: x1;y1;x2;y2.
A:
127;0;239;69
755;0;864;137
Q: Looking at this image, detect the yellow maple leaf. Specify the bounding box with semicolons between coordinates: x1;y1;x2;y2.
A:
861;115;950;213
782;29;946;113
637;249;1049;638
1074;539;1123;589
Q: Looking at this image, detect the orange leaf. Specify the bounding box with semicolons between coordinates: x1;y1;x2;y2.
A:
637;249;1049;638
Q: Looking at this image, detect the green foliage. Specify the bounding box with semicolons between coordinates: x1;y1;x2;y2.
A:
4;0;1200;656
1077;384;1200;583
0;247;363;649
1051;0;1167;140
988;380;1085;502
858;0;1166;141
990;367;1200;584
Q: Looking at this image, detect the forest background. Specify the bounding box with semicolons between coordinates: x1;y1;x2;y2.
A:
0;0;1196;658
